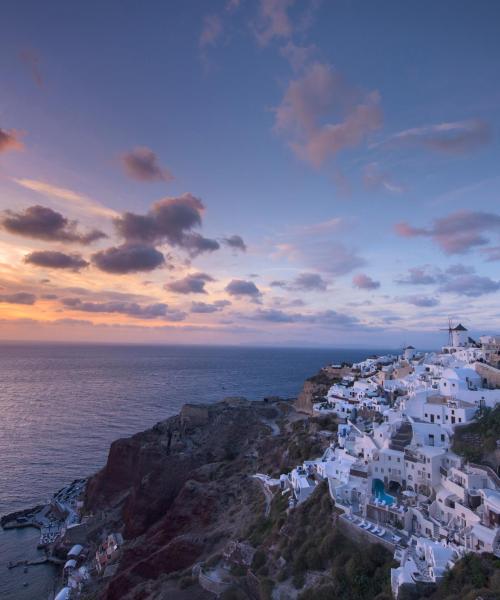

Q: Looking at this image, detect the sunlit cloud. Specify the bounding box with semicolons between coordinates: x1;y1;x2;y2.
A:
0;128;24;153
274;62;382;168
12;178;118;219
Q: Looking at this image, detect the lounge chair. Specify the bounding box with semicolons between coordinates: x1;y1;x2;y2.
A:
378;527;386;536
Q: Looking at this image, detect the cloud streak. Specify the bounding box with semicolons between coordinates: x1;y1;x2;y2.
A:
61;297;186;320
382;119;491;155
0;292;36;305
12;178;118;219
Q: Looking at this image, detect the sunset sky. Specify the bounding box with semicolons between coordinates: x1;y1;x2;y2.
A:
1;0;499;347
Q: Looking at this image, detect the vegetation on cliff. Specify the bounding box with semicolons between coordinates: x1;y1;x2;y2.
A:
452;405;500;465
399;553;500;600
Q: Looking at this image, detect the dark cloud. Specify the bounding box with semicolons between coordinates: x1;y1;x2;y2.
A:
397;295;440;307
24;250;89;271
352;273;380;290
182;233;220;257
166;273;214;294
291;272;327;291
61;297;186;320
251;308;295;323
191;300;231;313
41;293;58;300
114;194;203;244
481;246;500;262
0;292;36;305
248;307;361;328
222;235;247;252
113;194;219;257
1;205;106;244
439;275;500;297
396;264;475;285
395;210;500;255
395;266;438;285
225;279;262;298
270;272;327;292
121;147;173;182
91;243;165;274
444;264;475;276
0;128;24;153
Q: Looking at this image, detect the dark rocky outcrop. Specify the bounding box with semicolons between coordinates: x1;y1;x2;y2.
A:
83;398;317;599
295;364;352;414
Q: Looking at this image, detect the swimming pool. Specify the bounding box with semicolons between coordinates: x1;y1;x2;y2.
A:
372;479;396;505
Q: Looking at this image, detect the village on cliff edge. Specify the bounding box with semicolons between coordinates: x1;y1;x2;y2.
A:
282;323;500;598
4;322;500;600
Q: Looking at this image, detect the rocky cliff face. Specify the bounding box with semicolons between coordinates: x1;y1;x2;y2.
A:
295;366;350;414
84;398;309;600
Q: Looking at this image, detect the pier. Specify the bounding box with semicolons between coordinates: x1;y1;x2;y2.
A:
7;556;65;569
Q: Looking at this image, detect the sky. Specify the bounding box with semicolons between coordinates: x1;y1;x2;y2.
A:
0;0;499;348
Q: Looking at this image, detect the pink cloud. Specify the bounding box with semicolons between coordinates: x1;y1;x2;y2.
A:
199;14;223;49
280;41;317;72
254;0;294;46
274;63;382;167
352;273;380;290
0;128;24;153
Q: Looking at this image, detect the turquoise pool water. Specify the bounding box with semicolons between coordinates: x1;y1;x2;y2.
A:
372;479;396;505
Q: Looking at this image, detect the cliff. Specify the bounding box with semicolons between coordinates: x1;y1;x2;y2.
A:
295;364;351;414
83;397;334;599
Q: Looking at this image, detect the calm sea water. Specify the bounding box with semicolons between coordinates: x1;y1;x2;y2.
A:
0;343;387;599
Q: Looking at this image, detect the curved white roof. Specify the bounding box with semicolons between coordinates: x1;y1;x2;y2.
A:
68;544;83;557
64;559;77;569
55;588;71;600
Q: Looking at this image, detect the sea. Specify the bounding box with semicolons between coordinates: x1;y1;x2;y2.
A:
0;342;391;599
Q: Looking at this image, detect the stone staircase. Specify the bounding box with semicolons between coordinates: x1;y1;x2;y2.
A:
390;421;413;451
